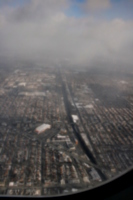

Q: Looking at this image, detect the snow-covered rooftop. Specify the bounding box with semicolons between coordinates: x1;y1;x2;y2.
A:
35;124;51;134
119;80;128;84
19;92;46;97
84;104;94;109
18;82;26;87
72;115;79;123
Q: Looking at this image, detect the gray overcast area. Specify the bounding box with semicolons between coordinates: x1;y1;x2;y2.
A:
0;0;133;68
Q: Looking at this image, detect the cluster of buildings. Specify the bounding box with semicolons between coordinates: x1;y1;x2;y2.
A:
0;66;133;196
63;69;133;178
0;67;104;196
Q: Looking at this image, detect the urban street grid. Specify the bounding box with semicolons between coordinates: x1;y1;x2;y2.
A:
0;66;133;196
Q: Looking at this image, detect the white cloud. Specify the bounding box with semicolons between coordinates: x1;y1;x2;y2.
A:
0;0;133;69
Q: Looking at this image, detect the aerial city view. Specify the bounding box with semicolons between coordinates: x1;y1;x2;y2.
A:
0;66;133;196
0;0;133;197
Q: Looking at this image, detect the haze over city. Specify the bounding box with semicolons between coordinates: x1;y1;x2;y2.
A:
0;0;133;197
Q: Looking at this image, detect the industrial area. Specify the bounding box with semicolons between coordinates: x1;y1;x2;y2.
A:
0;66;133;196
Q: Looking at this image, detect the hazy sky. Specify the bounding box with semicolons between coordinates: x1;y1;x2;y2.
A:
0;0;133;68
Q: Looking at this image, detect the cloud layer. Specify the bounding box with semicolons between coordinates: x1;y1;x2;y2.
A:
82;0;111;12
0;0;133;69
